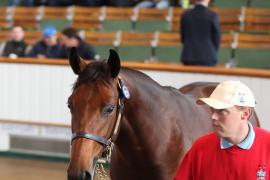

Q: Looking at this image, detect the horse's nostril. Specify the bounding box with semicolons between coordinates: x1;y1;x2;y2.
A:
82;171;92;180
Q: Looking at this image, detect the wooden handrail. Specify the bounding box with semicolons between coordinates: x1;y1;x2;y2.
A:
0;118;70;128
0;57;68;65
0;57;270;78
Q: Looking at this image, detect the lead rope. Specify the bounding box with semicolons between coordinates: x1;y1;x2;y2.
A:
95;163;110;180
93;140;114;180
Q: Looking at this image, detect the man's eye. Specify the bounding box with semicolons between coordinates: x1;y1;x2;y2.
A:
210;108;226;114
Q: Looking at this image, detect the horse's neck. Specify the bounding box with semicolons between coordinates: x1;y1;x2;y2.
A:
112;72;184;179
121;70;162;127
116;71;172;159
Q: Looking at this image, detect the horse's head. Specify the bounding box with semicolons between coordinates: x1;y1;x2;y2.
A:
67;48;123;180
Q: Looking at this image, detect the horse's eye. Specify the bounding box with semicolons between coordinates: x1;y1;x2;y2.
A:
103;105;115;115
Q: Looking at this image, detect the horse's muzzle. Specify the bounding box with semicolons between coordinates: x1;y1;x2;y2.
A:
67;171;92;180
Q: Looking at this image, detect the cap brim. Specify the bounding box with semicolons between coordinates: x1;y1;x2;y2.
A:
196;98;234;109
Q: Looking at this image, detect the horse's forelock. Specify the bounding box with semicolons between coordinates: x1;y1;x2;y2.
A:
73;61;112;90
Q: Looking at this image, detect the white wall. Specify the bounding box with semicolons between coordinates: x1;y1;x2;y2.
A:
0;63;75;124
0;62;269;130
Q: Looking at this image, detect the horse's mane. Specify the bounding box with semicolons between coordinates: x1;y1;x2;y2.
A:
121;68;161;87
73;60;111;90
73;60;175;94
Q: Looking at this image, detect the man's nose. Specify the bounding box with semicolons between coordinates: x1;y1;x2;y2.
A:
211;112;218;121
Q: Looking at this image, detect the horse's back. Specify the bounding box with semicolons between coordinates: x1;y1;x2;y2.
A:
179;82;217;99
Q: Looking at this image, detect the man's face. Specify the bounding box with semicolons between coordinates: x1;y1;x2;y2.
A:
60;35;78;48
44;35;57;46
10;27;24;42
210;106;243;138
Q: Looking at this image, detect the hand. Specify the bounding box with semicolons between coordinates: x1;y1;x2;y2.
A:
37;54;46;59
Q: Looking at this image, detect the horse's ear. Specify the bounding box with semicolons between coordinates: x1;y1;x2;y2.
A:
68;47;87;75
108;49;121;78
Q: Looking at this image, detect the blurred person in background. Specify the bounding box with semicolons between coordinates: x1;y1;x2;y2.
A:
180;0;220;66
136;0;170;8
27;25;63;59
74;0;106;6
45;0;73;6
8;0;34;6
107;0;138;7
0;26;28;58
8;0;74;7
60;27;97;60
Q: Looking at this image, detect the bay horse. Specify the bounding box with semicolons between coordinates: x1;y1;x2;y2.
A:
67;48;260;180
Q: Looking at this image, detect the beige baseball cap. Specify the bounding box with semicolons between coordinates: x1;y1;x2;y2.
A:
197;80;256;109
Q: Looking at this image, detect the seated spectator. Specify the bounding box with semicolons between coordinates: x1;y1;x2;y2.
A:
27;26;63;59
8;0;34;6
0;26;28;58
60;27;96;60
73;0;105;6
108;0;138;7
136;0;170;9
46;0;73;6
17;0;73;6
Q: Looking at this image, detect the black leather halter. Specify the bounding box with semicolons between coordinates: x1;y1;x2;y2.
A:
71;78;127;146
71;132;109;146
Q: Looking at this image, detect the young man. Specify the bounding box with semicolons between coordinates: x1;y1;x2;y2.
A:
174;80;270;180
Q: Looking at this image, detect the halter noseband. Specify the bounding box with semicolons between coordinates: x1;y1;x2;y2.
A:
71;77;128;146
71;132;109;146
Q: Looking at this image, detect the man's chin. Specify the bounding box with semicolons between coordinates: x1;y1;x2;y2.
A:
214;129;224;137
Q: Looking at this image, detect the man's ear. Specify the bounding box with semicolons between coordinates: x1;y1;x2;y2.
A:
241;108;252;120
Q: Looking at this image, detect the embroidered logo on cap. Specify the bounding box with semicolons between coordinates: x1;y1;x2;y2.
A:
239;93;245;103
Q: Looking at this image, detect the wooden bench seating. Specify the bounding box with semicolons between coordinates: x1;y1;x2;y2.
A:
72;6;102;31
237;33;270;49
0;30;10;42
84;31;117;46
132;8;171;32
212;8;243;32
243;8;270;32
0;6;268;33
170;7;184;32
42;6;71;19
0;7;12;29
12;7;41;29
